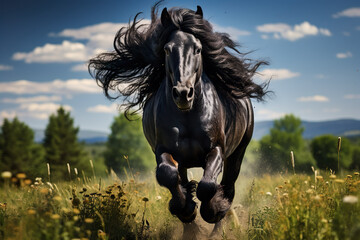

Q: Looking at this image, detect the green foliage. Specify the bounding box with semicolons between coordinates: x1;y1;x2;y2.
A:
43;107;90;180
351;146;360;170
311;135;352;171
0;118;45;178
259;114;316;173
104;113;155;174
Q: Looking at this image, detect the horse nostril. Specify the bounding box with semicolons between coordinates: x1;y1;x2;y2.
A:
188;87;194;99
172;88;180;100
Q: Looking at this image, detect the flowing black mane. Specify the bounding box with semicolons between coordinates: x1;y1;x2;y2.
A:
89;2;269;117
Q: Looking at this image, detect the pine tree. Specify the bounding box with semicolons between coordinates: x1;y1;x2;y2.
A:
43;107;90;180
104;113;155;174
0;118;45;178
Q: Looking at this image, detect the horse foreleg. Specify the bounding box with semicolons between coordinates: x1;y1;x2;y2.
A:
197;146;223;201
156;151;197;222
196;146;230;223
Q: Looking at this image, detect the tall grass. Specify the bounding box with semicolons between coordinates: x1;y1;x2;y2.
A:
1;162;360;239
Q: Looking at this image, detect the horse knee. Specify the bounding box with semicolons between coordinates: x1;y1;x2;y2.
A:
156;163;179;188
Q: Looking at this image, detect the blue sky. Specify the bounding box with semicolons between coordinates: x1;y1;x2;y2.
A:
0;0;359;132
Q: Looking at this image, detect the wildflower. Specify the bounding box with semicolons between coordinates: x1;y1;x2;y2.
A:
27;209;36;215
266;192;272;196
306;189;314;194
155;196;162;200
40;188;49;194
53;195;62;202
1;171;12;179
321;218;328;223
73;208;80;214
316;176;323;180
354;172;359;176
313;195;321;201
24;179;32;185
343;195;358;204
84;218;94;223
347;175;352;179
335;179;345;183
51;214;61;220
283;193;289;198
16;173;26;179
98;230;106;238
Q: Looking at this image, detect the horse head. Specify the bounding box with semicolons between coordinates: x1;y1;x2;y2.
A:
161;7;203;111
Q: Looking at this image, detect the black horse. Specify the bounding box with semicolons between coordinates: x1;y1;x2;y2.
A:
90;2;269;232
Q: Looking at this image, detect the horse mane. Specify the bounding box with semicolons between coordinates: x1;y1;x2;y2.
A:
89;1;269;118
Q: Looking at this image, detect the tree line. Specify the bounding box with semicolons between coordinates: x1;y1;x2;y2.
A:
1;109;359;182
257;114;360;174
0;107;153;182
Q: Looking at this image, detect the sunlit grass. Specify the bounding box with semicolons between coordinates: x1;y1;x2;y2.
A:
1;168;360;239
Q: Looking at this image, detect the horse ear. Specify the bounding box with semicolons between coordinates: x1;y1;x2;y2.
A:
161;7;172;27
195;6;203;18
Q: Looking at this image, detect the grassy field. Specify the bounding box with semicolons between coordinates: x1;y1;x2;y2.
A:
1;167;360;240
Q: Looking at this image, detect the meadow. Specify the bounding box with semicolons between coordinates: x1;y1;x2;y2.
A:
1;162;360;240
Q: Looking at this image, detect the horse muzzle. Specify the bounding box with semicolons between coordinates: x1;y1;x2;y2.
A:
172;86;194;111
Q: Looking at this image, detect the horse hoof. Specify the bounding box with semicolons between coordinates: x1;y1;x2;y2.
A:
197;180;217;202
199;188;231;223
177;204;197;223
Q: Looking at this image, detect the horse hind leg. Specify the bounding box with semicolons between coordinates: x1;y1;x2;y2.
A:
156;151;197;223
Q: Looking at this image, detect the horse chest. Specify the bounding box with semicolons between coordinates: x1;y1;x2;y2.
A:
161;122;211;167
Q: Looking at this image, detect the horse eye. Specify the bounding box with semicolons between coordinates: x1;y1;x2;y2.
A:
195;48;201;55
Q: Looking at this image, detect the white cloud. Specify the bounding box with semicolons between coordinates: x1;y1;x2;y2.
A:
333;8;360;18
2;95;62;104
213;23;251;40
315;74;327;79
0;102;73;121
297;95;329;102
0;65;13;71
256;109;285;120
0;111;17;122
336;51;352;59
13;21;152;64
71;63;88;72
344;94;360;99
257;68;300;81
19;103;72;120
0;79;100;95
87;103;120;113
257;21;331;41
13;41;88;63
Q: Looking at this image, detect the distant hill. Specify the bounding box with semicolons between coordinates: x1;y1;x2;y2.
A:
34;129;109;143
33;119;360;143
253;119;360;140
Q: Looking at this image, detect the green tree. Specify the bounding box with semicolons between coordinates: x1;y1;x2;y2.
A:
104;113;154;174
0;118;45;178
259;114;316;173
351;146;360;170
311;135;352;171
43;107;90;180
